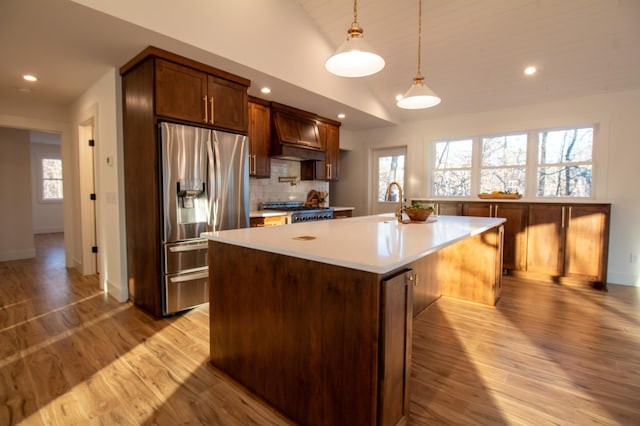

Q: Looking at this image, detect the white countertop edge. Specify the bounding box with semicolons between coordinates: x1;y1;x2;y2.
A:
249;211;288;218
203;216;505;275
410;197;613;205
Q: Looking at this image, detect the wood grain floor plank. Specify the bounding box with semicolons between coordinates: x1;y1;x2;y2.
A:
1;233;640;425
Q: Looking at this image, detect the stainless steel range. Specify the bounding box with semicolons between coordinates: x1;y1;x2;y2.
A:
261;201;334;223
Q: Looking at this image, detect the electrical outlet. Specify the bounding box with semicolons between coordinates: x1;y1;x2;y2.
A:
630;253;638;263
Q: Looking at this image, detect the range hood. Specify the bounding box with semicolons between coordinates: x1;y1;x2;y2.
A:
271;104;324;161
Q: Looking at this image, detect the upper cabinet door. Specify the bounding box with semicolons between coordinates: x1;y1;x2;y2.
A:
248;101;271;178
155;59;207;124
155;59;248;133
207;75;248;133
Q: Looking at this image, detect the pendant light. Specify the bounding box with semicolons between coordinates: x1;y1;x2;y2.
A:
325;0;385;77
397;0;441;109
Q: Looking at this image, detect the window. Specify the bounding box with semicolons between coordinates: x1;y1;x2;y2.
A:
41;158;63;201
377;152;405;201
480;134;527;194
537;128;593;197
432;139;473;196
429;126;594;198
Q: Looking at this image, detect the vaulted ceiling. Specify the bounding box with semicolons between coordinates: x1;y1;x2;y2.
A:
1;0;639;130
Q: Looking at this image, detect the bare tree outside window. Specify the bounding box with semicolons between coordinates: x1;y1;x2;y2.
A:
42;158;63;201
377;155;405;201
480;134;527;194
537;128;593;197
432;140;472;196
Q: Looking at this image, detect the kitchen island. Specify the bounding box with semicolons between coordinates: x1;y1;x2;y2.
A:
203;214;505;425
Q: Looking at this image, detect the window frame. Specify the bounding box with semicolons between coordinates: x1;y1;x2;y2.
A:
428;125;596;200
38;154;64;203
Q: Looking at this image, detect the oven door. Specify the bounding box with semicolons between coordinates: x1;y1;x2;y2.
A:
164;267;209;315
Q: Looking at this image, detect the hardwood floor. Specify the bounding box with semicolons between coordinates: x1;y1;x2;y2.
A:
1;233;639;425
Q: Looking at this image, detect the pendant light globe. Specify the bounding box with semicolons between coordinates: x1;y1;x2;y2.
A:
325;1;385;78
397;0;440;109
397;75;441;109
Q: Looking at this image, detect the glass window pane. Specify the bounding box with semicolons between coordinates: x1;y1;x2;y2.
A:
482;134;527;167
434;140;472;169
537;165;592;197
42;158;62;179
377;155;405;202
433;170;471;196
538;128;593;164
43;179;64;200
480;168;526;194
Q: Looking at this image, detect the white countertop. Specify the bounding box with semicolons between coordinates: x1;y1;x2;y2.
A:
203;214;505;275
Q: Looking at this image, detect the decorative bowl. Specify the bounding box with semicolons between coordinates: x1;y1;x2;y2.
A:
403;207;433;221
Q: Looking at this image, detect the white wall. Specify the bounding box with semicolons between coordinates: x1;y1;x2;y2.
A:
0;128;35;260
30;142;64;234
339;88;640;286
69;68;128;302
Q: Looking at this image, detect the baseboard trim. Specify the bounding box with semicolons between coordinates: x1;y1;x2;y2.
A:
0;248;36;262
33;227;64;234
607;272;639;287
106;277;129;303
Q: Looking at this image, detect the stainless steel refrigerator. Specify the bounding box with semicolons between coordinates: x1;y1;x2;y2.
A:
160;121;249;315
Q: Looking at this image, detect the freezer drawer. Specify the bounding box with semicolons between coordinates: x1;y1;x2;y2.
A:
164;268;209;314
164;240;208;274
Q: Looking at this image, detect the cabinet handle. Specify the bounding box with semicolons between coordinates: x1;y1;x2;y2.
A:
209;96;215;124
561;206;565;228
489;205;493;217
250;155;256;175
326;163;331;180
566;206;572;228
494;204;499;217
203;96;208;123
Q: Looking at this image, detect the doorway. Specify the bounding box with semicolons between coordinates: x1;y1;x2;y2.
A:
372;146;407;215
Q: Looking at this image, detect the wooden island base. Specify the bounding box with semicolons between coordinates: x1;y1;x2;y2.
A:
209;225;503;425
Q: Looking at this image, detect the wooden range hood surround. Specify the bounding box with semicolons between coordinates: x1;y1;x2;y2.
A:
270;102;324;161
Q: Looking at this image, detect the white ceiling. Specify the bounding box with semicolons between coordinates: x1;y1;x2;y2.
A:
1;0;639;131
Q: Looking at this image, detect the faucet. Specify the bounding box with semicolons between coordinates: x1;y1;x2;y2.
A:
384;181;404;222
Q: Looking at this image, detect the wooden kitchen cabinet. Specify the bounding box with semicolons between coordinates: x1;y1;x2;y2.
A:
562;204;610;287
379;269;413;426
155;57;248;133
332;209;353;219
520;203;610;288
248;98;271;178
463;202;528;271
413;200;462;216
301;117;341;181
250;215;286;227
525;204;565;278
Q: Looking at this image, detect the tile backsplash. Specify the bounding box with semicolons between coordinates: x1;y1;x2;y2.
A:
249;159;329;210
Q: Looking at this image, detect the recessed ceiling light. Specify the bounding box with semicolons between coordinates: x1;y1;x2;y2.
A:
524;66;537;76
260;87;271;94
337;113;346;119
23;74;37;82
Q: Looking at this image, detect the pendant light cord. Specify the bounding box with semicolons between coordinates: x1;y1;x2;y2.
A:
417;0;423;79
354;0;358;24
